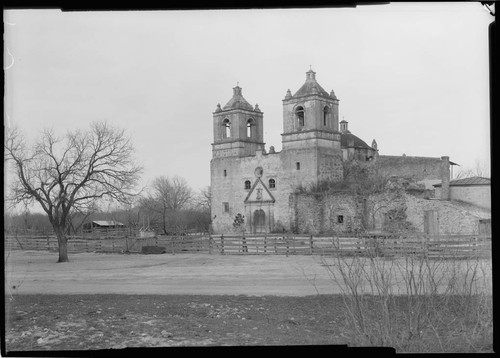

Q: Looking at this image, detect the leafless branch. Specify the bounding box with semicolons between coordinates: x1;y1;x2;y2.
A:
4;121;143;262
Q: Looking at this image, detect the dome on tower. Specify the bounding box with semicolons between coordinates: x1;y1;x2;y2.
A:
339;120;372;149
340;133;372;150
223;86;254;111
292;69;330;98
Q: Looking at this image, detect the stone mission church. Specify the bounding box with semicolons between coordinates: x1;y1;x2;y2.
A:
210;69;379;234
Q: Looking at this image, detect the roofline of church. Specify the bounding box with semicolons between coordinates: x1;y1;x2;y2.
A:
213;108;263;115
282;93;339;102
211;140;266;146
281;129;342;136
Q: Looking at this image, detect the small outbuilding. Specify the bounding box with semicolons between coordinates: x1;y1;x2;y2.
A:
434;176;491;210
82;220;126;232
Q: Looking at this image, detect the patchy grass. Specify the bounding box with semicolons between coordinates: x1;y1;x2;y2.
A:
4;294;493;353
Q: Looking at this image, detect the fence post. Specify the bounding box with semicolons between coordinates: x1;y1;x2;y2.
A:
209;235;213;254
16;230;21;250
264;234;267;253
171;237;175;255
286;236;289;257
242;235;248;253
221;234;225;255
422;234;428;259
309;235;313;255
472;236;478;257
47;235;50;252
274;237;278;255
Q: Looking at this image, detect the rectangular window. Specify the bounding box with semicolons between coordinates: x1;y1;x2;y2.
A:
337;215;344;224
223;202;229;213
296;162;300;170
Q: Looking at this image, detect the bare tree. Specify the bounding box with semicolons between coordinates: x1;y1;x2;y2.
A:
197;186;211;213
65;202;99;236
4;122;143;262
140;175;193;235
454;159;490;179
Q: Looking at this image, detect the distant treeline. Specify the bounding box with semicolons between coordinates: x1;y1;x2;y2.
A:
4;207;211;235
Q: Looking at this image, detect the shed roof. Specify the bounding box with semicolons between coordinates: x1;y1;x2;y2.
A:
433;176;490;187
92;220;125;227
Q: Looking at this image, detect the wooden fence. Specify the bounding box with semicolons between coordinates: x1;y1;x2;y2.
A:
4;234;209;255
3;232;491;258
207;234;492;259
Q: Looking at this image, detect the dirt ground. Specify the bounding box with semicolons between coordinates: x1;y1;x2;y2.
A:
3;251;493;352
5;250;339;296
4;250;492;297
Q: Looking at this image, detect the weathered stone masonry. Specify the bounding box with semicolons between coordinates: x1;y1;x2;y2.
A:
211;70;344;234
293;189;490;235
209;70;466;235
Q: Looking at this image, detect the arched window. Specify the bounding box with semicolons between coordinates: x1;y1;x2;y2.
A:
269;179;276;189
222;119;230;138
247;118;255;138
323;106;330;126
244;180;251;190
295;106;305;128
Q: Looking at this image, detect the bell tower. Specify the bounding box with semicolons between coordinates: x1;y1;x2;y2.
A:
282;69;341;149
281;69;343;183
212;85;265;158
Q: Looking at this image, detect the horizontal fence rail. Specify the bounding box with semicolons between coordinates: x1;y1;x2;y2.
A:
4;233;492;259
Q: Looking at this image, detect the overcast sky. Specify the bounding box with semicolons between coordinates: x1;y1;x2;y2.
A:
4;3;493;198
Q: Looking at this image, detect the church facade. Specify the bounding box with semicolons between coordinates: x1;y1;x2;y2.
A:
210;69;348;234
209;69;454;234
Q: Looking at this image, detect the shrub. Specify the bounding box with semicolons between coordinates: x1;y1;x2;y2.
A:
321;246;492;352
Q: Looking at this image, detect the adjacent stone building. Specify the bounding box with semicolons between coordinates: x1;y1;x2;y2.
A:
434;177;491;210
293;188;491;236
210;69;457;234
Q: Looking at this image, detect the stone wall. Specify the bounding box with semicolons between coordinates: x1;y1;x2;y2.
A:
211;143;344;234
373;155;449;189
404;195;490;235
211;150;286;233
293;190;490;235
293;192;362;234
435;185;491;210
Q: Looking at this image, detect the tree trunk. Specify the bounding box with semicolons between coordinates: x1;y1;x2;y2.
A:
55;227;69;263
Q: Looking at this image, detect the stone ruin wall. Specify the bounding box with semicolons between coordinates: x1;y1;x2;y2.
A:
293;190;485;236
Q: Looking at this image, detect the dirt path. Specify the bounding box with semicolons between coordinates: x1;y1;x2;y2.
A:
4;251;492;296
5;251;337;296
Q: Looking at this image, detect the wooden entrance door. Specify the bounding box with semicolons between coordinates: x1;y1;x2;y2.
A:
424;210;439;236
253;209;266;233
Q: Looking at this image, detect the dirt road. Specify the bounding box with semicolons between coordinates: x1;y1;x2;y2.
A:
5;251;338;296
4;250;492;296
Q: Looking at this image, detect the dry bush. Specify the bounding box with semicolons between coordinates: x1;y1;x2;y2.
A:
321;244;492;353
